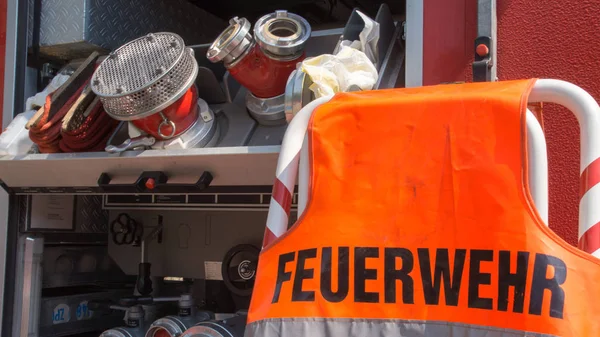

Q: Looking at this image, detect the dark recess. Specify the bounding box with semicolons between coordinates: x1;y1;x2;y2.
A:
187;0;405;28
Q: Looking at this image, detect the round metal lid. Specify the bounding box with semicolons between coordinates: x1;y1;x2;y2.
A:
91;32;198;120
206;17;253;64
254;10;311;57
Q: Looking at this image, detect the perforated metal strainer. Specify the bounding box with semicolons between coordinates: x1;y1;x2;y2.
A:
91;32;198;121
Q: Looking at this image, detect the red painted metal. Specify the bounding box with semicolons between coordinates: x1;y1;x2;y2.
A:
423;0;599;246
422;0;478;85
131;84;199;140
496;0;600;245
227;44;305;98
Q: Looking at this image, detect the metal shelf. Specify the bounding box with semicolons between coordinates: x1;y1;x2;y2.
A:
0;7;405;195
0;145;282;192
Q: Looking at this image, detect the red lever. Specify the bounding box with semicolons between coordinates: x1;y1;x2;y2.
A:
145;178;156;190
476;43;489;57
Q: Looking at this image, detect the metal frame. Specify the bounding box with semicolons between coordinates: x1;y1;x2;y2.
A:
526;109;548;224
405;0;423;87
11;236;44;337
0;190;8;331
529;79;600;257
476;0;497;81
3;0;29;129
266;80;600;257
1;2;29;333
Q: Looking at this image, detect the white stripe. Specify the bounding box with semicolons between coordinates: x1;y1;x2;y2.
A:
267;96;332;245
277;153;300;194
265;198;289;237
276;96;332;177
298;134;310;217
578;183;600;239
591;247;600;259
529;79;600;173
526;109;548;225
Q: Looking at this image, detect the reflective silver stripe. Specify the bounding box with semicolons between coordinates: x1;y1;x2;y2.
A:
245;318;558;337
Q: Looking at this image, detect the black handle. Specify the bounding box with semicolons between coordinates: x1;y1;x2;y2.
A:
136;262;153;296
98;171;213;193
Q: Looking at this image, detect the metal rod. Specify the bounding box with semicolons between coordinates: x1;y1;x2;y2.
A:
526;109;549;224
141;215;164;263
529;79;600;257
477;0;497;80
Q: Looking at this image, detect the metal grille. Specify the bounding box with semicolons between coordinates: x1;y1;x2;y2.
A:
91;32;198;120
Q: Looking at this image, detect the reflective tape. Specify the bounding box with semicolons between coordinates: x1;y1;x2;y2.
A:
245;318;557;337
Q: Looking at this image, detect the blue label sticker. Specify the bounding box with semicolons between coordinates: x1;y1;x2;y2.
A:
76;301;93;320
52;304;70;324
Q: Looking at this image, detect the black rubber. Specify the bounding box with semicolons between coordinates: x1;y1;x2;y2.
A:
221;244;260;297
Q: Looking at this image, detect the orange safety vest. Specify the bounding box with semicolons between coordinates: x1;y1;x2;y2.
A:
246;79;600;337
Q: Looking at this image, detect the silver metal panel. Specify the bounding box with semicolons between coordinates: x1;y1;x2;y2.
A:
34;0;226;59
248;126;287;147
76;195;108;233
303;28;343;57
477;0;497;81
0;146;281;188
405;0;423;87
374;25;405;89
12;235;44;337
39;0;86;45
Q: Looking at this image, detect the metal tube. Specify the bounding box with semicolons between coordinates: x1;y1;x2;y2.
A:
263;96;332;247
526;109;549;224
13;236;44;337
140;240;147;264
529;79;600;257
405;0;423;87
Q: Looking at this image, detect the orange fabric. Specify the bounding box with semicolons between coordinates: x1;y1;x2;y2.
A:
248;80;600;336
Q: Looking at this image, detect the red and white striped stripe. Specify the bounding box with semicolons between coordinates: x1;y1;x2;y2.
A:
263;96;333;248
579;158;600;256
